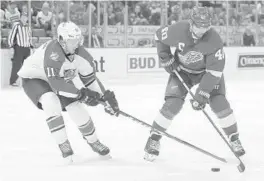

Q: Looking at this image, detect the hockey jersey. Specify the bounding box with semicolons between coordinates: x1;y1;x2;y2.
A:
18;40;99;97
155;21;225;93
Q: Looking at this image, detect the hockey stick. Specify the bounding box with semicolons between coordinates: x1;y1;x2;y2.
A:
101;104;227;163
173;70;245;172
118;110;227;163
98;84;227;163
97;83;227;163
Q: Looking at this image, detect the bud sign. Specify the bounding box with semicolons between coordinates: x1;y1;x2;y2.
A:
238;54;264;68
127;54;163;72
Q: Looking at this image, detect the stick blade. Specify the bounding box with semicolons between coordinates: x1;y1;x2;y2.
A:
237;162;245;172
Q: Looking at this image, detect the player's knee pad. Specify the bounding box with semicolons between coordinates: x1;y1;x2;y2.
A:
160;97;185;120
66;101;91;126
66;102;96;141
39;92;62;117
209;95;237;133
209;94;233;118
40;92;67;144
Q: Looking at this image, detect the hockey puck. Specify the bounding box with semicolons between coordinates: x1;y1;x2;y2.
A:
211;168;220;172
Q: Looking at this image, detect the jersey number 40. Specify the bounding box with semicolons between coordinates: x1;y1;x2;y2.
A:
161;27;168;40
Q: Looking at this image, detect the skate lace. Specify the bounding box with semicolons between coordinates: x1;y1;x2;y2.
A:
149;139;160;150
231;140;243;151
60;142;72;153
92;141;107;152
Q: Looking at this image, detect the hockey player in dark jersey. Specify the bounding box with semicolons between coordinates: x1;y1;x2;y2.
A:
18;21;119;162
144;6;245;161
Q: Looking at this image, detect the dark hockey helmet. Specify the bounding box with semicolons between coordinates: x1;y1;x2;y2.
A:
190;6;211;28
189;6;211;39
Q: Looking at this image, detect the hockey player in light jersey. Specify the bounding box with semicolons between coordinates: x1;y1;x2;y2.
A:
18;21;119;161
144;6;245;161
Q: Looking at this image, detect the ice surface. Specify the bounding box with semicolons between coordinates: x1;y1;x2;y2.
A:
1;79;264;181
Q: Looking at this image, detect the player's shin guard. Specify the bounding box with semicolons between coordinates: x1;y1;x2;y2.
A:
144;111;173;161
78;118;98;143
217;112;245;157
78;119;110;156
66;102;110;156
46;115;73;158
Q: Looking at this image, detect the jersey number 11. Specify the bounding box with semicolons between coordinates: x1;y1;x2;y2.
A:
46;67;55;77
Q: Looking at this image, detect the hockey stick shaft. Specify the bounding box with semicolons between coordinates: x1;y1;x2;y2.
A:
118;110;227;163
173;70;245;172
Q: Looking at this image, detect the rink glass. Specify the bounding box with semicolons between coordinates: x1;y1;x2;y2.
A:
0;0;263;49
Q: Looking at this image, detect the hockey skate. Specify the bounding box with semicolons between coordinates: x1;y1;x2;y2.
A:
88;140;111;158
59;140;74;163
144;133;161;162
229;133;245;157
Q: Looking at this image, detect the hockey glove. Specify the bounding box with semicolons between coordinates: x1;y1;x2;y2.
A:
160;57;180;74
102;90;119;116
190;89;210;111
77;88;101;106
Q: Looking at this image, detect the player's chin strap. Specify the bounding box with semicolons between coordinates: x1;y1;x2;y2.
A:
173;70;245;173
98;100;227;164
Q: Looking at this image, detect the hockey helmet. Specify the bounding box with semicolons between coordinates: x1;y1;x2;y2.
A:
57;21;83;54
189;6;211;39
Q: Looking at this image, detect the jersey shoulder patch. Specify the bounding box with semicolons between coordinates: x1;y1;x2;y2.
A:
155;21;190;46
44;40;66;70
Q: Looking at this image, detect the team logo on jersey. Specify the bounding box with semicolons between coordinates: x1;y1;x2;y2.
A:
50;52;59;61
178;51;204;65
63;69;77;82
59;61;77;82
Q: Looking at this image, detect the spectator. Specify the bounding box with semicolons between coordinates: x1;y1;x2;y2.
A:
5;1;20;28
243;27;256;46
128;12;137;25
57;11;66;24
168;5;180;25
8;13;33;86
35;2;52;33
91;27;103;48
181;6;191;20
83;3;97;26
107;3;116;25
0;6;5;28
115;11;124;25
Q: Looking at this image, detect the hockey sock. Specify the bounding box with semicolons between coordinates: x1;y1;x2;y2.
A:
46;115;68;144
151;112;173;141
65;102;98;143
217;112;238;138
79;119;98;143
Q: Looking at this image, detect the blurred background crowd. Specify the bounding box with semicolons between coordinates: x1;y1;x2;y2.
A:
1;0;264;48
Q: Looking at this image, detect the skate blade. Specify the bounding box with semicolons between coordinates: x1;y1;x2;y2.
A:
144;153;157;162
63;155;73;165
99;153;112;160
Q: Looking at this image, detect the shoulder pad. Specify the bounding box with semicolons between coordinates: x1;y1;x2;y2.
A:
200;28;224;54
76;46;95;67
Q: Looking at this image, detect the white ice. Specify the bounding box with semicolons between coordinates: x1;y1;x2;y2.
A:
1;77;264;181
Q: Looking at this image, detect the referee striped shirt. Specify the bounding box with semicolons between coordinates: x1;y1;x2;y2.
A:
8;22;33;48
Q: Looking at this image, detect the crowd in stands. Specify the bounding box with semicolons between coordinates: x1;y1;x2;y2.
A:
1;0;264;48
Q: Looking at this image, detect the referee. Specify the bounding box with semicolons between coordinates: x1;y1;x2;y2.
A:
8;13;33;86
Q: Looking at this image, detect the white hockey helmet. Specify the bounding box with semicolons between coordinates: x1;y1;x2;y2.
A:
57;21;83;54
